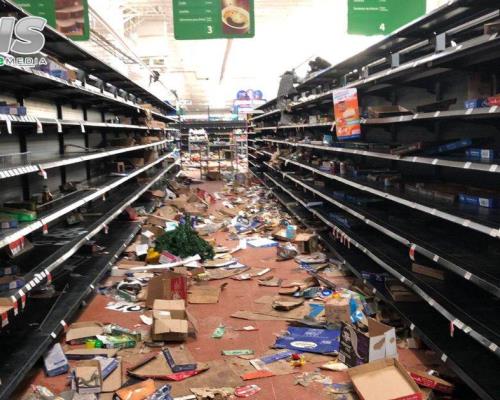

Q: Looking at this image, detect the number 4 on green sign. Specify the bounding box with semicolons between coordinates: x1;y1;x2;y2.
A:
348;0;426;36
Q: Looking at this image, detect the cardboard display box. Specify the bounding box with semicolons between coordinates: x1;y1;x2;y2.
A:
66;321;104;344
72;360;102;395
152;299;189;342
338;318;397;367
348;358;422;400
146;271;188;308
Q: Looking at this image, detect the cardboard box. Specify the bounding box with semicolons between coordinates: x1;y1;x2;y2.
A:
146;272;188;308
367;105;412;118
294;232;318;254
348;358;422;400
129;157;145;167
109;137;135;147
325;297;351;324
407;368;454;394
65;348;119;360
411;263;444;281
44;343;69;377
152;299;189;342
386;281;421;302
73;360;102;394
338;318;397;367
144;149;159;164
66;321;104;344
99;359;123;393
163;347;197;372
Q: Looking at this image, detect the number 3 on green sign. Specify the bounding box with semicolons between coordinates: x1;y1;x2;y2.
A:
208;25;213;34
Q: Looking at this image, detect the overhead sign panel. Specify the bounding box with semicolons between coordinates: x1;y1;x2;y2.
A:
173;0;255;40
348;0;426;36
14;0;90;41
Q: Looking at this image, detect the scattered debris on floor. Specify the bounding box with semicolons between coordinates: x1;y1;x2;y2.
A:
22;174;460;400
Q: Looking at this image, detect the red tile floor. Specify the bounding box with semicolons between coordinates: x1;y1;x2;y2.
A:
17;180;441;400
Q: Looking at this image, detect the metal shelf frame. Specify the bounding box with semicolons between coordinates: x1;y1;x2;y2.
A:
0;151;177;250
0;159;180;331
250;168;500;400
261;169;500;361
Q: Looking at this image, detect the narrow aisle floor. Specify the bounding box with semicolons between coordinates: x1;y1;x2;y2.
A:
19;179;439;400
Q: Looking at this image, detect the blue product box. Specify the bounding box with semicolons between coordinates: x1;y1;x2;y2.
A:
274;327;340;354
426;138;473;155
466;148;496;161
0;277;25;291
459;193;499;209
464;99;487;109
0;265;18;277
44;343;69;377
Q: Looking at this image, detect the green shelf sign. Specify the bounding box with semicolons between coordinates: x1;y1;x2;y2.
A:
348;0;426;36
173;0;255;40
14;0;90;41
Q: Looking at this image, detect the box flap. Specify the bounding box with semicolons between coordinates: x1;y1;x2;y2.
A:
154;318;189;334
101;360;122;393
66;321;104;342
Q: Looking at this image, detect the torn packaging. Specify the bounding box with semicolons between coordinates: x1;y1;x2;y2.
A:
146;272;188;308
127;351;208;381
338;318;398;368
164;347;197;372
116;379;157;400
188;283;227;304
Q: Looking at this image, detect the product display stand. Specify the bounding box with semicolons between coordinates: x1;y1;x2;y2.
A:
188;129;210;179
248;2;500;399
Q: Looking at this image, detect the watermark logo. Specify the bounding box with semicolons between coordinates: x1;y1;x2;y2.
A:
0;16;47;67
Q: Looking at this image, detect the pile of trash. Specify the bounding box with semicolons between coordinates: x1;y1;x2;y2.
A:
25;175;457;400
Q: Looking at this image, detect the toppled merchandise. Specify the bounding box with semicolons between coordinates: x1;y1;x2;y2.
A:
22;176;462;400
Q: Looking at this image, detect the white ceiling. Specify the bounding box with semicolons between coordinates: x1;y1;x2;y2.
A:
87;0;449;116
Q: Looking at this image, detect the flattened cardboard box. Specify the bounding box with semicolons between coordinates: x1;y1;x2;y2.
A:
338;318;397;368
66;321;104;344
163;347;197;372
348;358;422;400
146;271;188;308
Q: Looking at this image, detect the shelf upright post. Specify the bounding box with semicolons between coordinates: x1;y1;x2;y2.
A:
100;111;108;147
56;103;67;185
16;96;30;200
82;108;91;181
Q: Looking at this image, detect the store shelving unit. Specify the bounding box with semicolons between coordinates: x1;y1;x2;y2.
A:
180;120;247;177
249;2;500;399
0;2;180;397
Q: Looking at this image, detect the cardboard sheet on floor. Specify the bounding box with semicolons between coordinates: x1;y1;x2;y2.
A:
101;360;123;393
188;283;227;304
128;351;208;380
228;353;296;377
205;267;249;280
170;360;243;397
231;301;309;321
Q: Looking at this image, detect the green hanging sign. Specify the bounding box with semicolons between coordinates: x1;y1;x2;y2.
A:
348;0;426;36
14;0;90;41
173;0;255;40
